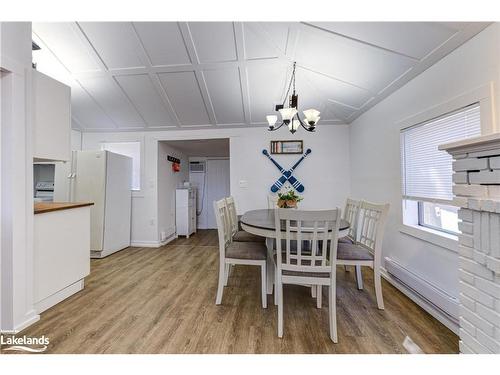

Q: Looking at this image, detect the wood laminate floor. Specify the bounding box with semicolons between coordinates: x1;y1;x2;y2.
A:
4;230;458;354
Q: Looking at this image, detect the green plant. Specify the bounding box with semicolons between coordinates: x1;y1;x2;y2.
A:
277;189;303;202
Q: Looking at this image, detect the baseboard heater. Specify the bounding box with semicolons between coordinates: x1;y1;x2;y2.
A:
384;257;459;321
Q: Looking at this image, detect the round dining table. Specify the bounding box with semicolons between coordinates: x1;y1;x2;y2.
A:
240;209;350;295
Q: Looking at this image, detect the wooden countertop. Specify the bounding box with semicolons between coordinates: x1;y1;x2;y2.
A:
34;202;94;215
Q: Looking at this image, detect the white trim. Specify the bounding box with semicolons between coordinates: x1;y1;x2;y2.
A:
400;223;458;252
0;313;40;334
129;238;175;248
380;267;459;335
34;280;84;314
397;82;495;135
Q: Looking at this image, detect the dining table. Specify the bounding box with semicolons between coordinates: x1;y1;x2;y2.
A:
240;209;350;295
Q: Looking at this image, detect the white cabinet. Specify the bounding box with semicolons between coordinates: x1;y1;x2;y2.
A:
176;188;196;238
32;70;71;162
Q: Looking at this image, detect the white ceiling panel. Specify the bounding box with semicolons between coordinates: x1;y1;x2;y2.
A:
71;85;116;129
306;22;457;60
188;22;237;63
298;67;373;109
133;22;191;67
33;23;101;74
243;22;288;60
158;71;211;125
203;67;245;124
79;22;145;70
78;76;145;127
32;21;490;131
246;62;288;123
114;74;177;127
295;26;416;93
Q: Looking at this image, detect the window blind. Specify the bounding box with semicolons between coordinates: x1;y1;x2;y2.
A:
401;103;481;203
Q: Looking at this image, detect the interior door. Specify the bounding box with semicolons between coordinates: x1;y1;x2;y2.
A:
206;159;230;229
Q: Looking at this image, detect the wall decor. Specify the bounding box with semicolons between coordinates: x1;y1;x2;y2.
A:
270;140;303;154
167;155;181;164
262;148;312;192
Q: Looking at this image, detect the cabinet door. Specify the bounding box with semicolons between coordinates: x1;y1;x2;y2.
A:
33;70;71;162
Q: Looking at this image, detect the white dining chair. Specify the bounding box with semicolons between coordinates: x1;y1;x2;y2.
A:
340;198;360;244
226;196;265;243
214;199;267;308
273;208;341;343
267;194;278;209
336;200;390;310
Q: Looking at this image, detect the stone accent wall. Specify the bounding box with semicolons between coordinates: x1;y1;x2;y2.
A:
443;135;500;354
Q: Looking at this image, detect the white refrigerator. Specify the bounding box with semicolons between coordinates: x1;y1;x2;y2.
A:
54;150;132;258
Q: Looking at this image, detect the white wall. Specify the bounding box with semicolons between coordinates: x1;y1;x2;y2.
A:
71;129;82;151
349;23;500;318
82;125;351;245
0;22;39;332
157;142;188;243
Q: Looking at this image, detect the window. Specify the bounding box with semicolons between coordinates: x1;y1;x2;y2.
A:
400;104;481;235
101;141;141;191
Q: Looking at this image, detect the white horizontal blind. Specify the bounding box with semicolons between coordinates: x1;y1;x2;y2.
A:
401;104;481;203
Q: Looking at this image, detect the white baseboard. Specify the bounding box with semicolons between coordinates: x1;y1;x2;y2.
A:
35;280;84;314
382;258;459;335
1;312;40;334
131;235;175;248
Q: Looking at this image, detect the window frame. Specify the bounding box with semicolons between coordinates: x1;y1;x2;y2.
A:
397;83;494;251
417;201;460;236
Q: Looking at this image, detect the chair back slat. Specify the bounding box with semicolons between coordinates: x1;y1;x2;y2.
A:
357;200;390;266
213;199;231;258
343;198;360;241
225;196;238;236
274;208;341;274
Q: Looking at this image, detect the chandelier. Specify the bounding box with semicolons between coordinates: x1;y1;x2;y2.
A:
266;62;320;134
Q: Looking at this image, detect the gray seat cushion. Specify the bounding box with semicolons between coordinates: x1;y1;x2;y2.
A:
338;236;354;244
337;242;374;261
233;230;265;243
273;253;331;278
226;241;267;260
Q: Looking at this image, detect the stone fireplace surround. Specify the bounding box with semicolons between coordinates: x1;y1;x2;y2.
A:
441;133;500;354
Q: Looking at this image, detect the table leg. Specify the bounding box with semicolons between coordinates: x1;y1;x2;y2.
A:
265;237;274;295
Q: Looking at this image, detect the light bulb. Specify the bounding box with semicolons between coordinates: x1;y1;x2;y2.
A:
266;115;278;129
279;107;298;123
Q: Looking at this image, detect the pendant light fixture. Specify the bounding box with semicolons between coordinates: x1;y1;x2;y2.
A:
266;62;320;134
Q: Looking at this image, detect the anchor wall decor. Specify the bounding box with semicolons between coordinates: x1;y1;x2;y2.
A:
262;148;311;193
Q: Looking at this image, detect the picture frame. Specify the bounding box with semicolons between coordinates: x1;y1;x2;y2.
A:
270;140;303;154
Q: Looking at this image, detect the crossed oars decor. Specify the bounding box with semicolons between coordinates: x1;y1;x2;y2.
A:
262;148;312;193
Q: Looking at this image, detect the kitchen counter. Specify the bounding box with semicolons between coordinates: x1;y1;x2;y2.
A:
34;201;94;214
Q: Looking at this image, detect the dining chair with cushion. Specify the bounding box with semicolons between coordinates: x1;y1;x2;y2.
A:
226;196;265;243
340;198;360;244
267;194;278;209
214;199;268;308
336;200;389;310
273;208;341;343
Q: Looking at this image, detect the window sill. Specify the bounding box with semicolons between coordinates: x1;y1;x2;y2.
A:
399;224;458;253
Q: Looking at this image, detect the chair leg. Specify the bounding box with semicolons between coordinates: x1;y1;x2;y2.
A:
316;285;322;308
261;264;267;309
328;281;338;343
277;278;284;338
274;268;278;306
215;260;225;305
355;265;364;290
224;264;231;286
311;285;317;298
374;268;384;310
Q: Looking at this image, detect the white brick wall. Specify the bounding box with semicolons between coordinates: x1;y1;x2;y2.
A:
447;141;500;354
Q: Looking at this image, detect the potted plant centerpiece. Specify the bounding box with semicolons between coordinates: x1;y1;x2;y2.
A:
277;189;303;208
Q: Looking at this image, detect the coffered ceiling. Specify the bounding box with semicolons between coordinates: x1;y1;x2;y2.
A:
32;22;490;131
